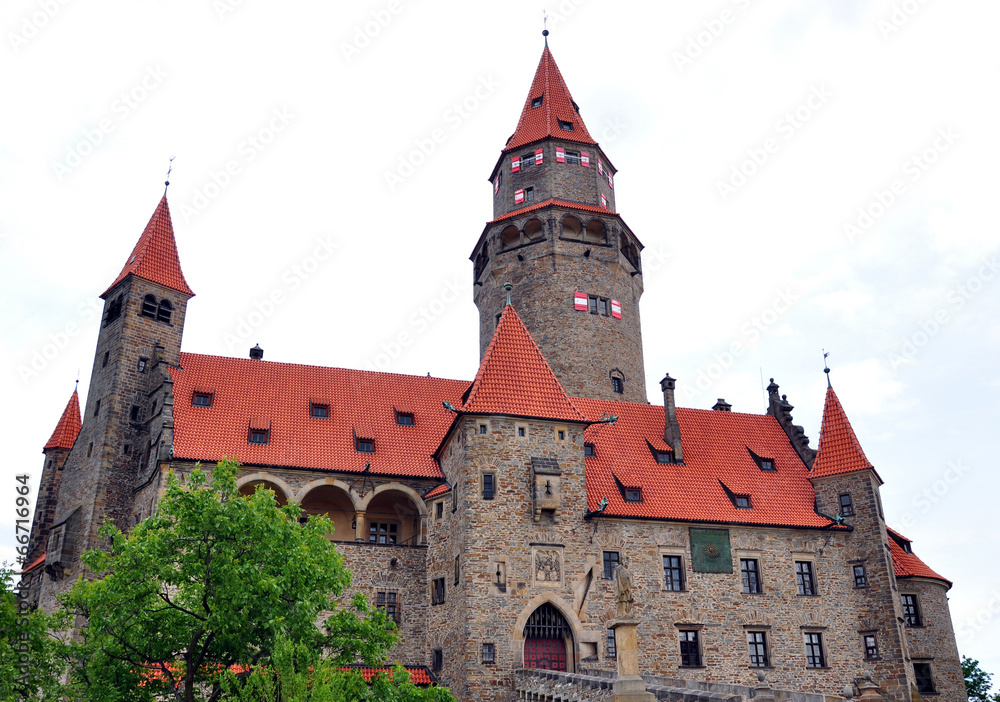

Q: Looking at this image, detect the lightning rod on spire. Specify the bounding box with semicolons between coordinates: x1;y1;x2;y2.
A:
543;11;549;47
823;349;831;387
164;155;175;196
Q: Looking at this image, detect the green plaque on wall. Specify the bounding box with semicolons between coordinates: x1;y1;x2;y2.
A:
689;527;732;573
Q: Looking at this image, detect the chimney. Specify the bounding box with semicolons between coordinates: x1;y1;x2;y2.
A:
660;373;683;462
712;398;732;412
249;344;264;360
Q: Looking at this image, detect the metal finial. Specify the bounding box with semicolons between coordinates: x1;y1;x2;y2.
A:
504;282;513;305
542;12;549;47
164;155;175;196
823;349;831;387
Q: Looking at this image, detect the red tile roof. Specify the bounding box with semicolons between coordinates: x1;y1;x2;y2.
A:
461;305;586;423
21;552;46;573
103;196;194;298
489;198;618;224
170;354;469;478
577;398;839;529
504;47;597;152
344;666;435;685
887;528;951;586
44;390;81;450
810;386;879;480
424;484;450;498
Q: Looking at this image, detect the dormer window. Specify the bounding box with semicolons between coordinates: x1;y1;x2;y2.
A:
584;443;595;457
396;411;415;426
656;451;672;464
192;392;213;408
310;403;329;418
624;488;642;502
735;495;752;509
248;428;269;445
558;119;574;131
355;437;375;453
747;448;776;472
531;95;543;108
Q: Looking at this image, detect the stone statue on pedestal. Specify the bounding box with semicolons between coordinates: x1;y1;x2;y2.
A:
613;556;635;617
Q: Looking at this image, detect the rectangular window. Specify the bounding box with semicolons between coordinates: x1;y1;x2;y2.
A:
625;488;642;502
663;555;684;591
599;298;608;316
518;427;525;437
679;630;701;667
565;150;580;165
759;459;775;471
396;411;414;426
603;551;620;579
94;399;101;417
102;350;110;368
87;442;93;458
863;633;879;660
525;187;534;202
355;437;375;453
747;631;769;667
796;561;816;596
193;392;213;408
901;594;922;626
454;555;460;585
249;428;269;445
588;296;598;314
130;405;141;422
740;558;762;593
804;632;826;667
558;119;574;131
557;429;566;440
606;628;617;659
656;451;671;464
482;643;495;664
482;473;495;500
839;493;854;516
913;664;935;694
854;564;868;588
432;578;446;605
734;495;752;509
137;357;148;372
479;424;487;434
310;403;329;418
584;443;595;457
369;522;398;545
432;648;443;671
435;501;443;519
376;590;400;624
611;377;624;394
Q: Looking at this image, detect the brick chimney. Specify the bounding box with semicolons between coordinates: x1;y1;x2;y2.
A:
712;398;732;412
660;373;683;462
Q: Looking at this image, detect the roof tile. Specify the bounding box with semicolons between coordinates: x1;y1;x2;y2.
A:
44;390;81;450
811;386;877;479
887;528;951;586
103;196;194;298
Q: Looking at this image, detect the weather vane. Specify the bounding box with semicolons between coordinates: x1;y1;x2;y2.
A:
823;349;831;387
164;155;175;196
543;11;549;47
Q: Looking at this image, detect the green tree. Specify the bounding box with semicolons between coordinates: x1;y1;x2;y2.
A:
59;459;444;702
0;565;69;701
963;656;1000;702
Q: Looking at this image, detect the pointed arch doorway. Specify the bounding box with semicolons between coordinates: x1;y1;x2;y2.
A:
523;602;573;672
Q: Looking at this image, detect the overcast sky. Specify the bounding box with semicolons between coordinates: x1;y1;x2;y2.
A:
2;0;998;680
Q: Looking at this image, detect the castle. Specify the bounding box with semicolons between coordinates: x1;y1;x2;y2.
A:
23;41;963;702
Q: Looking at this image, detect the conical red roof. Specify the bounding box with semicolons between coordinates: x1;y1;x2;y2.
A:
462;305;586;423
504;47;597;152
44;390;81;450
811;386;877;479
102;196;194;298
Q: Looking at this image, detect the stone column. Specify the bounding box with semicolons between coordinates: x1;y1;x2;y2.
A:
354;511;366;541
609;618;654;702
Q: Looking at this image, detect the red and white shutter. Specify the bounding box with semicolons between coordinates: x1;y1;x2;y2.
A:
512;156;520;173
598;160;604;175
555;147;566;163
581;151;590;167
574;292;589;311
535;148;544;165
494;177;499;194
607;173;614;188
600;193;608;209
610;299;622;319
514;188;525;204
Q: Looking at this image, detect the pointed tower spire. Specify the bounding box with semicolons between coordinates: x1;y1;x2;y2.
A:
504;46;596;152
102;195;194;298
811;386;880;480
44;388;82;450
462;305;586;423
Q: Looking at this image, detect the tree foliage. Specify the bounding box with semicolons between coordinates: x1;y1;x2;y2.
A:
0;565;69;701
963;656;1000;702
58;459;450;702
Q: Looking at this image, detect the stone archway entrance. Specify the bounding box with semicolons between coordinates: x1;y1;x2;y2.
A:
523;603;572;672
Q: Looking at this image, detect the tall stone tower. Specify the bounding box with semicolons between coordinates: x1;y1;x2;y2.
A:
471;43;647;403
34;195;193;607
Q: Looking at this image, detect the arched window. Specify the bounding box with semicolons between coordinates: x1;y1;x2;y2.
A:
584;219;607;244
141;294;157;318
157;299;173;324
501;225;520;250
523;603;572;672
610;369;625;395
523;218;544;241
561;216;583;240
